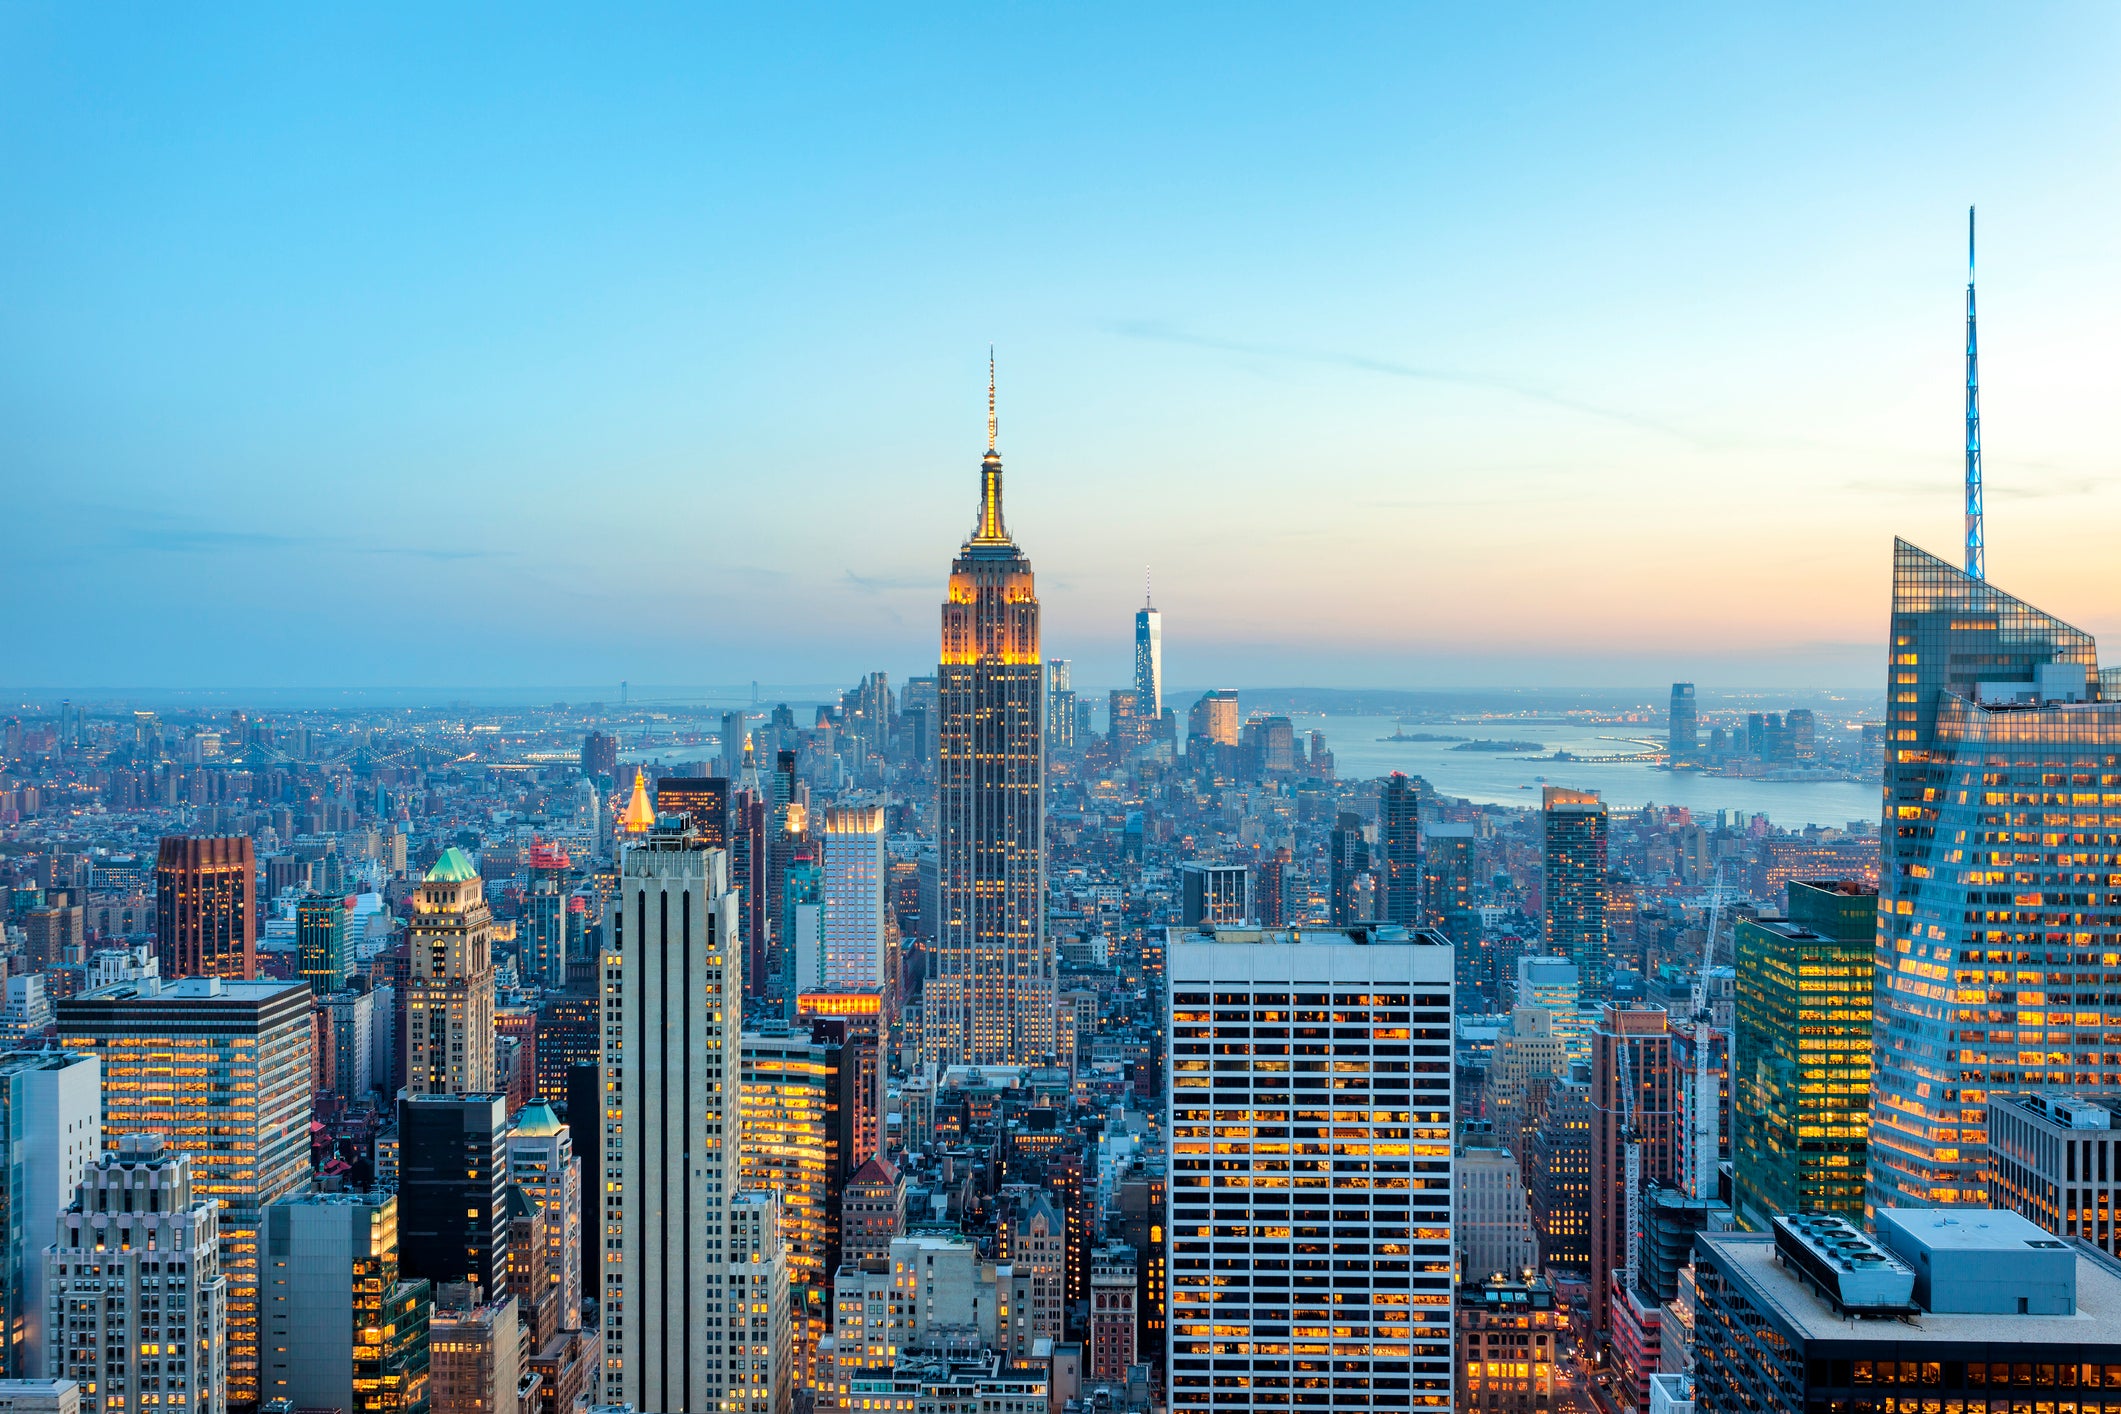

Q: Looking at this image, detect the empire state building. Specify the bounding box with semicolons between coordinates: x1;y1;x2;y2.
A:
932;361;1054;1066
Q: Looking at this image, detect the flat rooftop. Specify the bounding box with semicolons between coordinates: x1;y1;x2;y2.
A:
1702;1232;2121;1345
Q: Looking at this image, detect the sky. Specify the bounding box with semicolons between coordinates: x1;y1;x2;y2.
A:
4;5;2120;699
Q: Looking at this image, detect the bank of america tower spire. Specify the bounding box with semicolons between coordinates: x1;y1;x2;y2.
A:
931;354;1054;1066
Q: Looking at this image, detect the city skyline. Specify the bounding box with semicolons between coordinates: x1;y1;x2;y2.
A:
6;8;2121;692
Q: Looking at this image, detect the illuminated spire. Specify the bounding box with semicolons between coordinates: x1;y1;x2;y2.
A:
1965;205;1985;580
621;767;655;834
973;349;1008;542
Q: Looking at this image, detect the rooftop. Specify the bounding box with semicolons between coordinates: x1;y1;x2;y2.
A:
424;846;480;883
1701;1231;2121;1344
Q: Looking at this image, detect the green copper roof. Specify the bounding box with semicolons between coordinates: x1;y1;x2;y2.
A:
512;1101;564;1138
424;846;481;883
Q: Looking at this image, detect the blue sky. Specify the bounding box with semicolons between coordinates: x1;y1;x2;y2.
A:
4;5;2119;696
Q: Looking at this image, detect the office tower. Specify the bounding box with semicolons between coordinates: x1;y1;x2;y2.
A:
580;731;618;784
321;988;378;1102
729;1192;792;1414
1134;586;1163;721
1514;956;1587;1063
602;822;741;1413
1872;545;2121;1206
507;1180;557;1347
795;996;887;1165
426;1286;518;1414
1987;1094;2121;1260
398;1093;510;1295
766;751;801;998
740;1024;858;1388
731;786;770;1000
47;1135;227;1414
1166;924;1456;1412
522;839;573;993
1045;660;1076;752
1527;1071;1591;1272
1588;1005;1677;1339
405;849;496;1096
154;835;257;980
1786;706;1816;759
1667;683;1697;764
819;807;887;988
1541;788;1609;988
1089;1242;1138;1381
297;892;351;995
1188;690;1240;751
261;1191;432;1414
0;1052;99;1379
1177;862;1249;927
1488;1006;1565;1160
656;776;729;849
58;977;312;1410
507;1102;582;1332
1691;1210;2121;1414
1731;880;1876;1228
1421;821;1476;951
23;895;83;971
1326;811;1370;924
1457;1275;1562;1414
1380;773;1422;925
783;834;823;1007
1454;1137;1537;1280
932;367;1050;1068
720;712;746;781
1255;847;1289;927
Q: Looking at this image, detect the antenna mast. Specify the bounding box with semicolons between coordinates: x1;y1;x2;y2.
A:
1965;206;1985;580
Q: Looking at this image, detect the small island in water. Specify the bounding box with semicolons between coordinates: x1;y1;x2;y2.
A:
1451;739;1545;753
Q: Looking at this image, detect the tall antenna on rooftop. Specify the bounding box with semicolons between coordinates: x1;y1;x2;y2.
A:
1965;205;1985;580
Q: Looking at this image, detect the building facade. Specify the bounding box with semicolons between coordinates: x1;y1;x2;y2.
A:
1380;773;1422;926
1166;924;1457;1412
1588;1005;1677;1339
1872;540;2121;1206
57;976;313;1410
1541;790;1608;989
46;1135;227;1414
932;381;1051;1068
261;1190;432;1414
819;807;888;989
153;835;256;980
1731;880;1876;1228
602;824;741;1413
405;849;497;1096
1987;1092;2121;1254
398;1094;510;1297
0;1051;99;1381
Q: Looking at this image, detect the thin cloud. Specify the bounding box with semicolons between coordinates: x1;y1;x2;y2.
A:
1106;318;1717;449
843;570;932;592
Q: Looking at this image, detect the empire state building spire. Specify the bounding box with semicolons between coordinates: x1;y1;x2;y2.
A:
974;347;1009;543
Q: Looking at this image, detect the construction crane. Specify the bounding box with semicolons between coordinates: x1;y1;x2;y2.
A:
1618;1036;1644;1298
1686;867;1727;1203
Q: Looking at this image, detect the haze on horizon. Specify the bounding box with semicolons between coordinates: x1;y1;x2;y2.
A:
4;6;2119;697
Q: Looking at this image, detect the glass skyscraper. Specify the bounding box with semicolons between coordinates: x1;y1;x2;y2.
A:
1870;538;2121;1206
1541;788;1609;988
1134;591;1163;722
1731;879;1876;1227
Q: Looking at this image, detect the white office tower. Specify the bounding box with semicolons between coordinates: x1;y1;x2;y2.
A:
507;1101;583;1332
0;1051;99;1379
602;822;742;1413
729;1191;791;1414
1167;925;1456;1412
819;808;888;988
1453;1140;1538;1280
46;1134;227;1414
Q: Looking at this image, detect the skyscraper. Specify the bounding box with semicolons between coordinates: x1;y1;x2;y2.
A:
1541;788;1609;989
933;362;1051;1067
59;977;314;1410
405;848;496;1096
297;892;351;995
261;1190;432;1414
1587;1005;1677;1339
398;1092;511;1295
523;839;573;992
0;1050;100;1380
1667;683;1697;765
1328;811;1370;924
602;820;741;1413
1731;880;1875;1228
819;806;888;989
47;1135;228;1414
1045;660;1076;751
1870;539;2121;1207
1166;924;1456;1411
506;1101;582;1333
720;711;746;781
155;835;256;980
1134;580;1163;722
1380;772;1422;925
655;776;729;849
